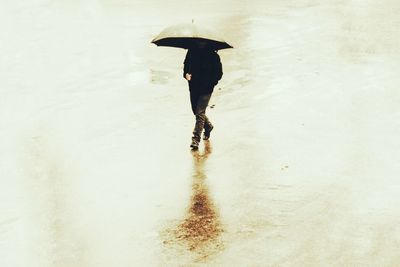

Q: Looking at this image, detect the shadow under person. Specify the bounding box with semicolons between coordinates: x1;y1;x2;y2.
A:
183;41;223;150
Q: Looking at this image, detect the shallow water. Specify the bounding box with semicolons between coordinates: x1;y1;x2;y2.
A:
1;0;400;266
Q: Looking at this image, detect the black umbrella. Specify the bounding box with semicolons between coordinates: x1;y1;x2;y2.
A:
151;23;233;50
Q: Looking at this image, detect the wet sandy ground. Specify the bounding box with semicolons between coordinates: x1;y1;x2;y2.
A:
162;142;224;263
1;0;400;266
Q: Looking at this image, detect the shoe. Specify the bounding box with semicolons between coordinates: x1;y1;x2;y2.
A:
190;138;199;150
203;125;214;140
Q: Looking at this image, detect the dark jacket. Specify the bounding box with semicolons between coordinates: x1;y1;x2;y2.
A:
183;48;223;94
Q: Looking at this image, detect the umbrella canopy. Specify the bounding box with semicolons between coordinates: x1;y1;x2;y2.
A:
151;23;233;50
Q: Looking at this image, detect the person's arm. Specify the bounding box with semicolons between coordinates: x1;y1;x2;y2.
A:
183;50;192;80
213;53;223;84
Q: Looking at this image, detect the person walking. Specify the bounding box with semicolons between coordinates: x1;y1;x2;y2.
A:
183;41;223;149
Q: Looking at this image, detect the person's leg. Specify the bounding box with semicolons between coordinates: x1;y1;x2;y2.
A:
189;90;198;115
204;116;212;128
191;94;212;148
203;116;214;140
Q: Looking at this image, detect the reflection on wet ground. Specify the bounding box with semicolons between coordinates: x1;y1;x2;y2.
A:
150;69;172;85
162;141;224;262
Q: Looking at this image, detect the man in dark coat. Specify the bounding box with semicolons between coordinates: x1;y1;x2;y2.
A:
183;41;223;149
